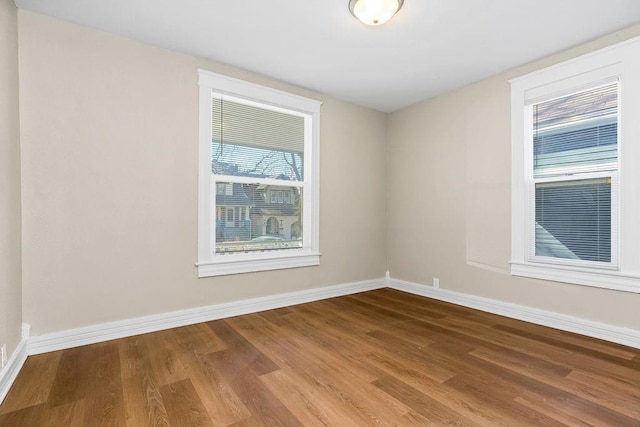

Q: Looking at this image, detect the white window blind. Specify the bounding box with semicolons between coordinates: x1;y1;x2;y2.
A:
197;69;321;277
212;97;305;180
510;36;640;293
529;82;618;267
532;83;617;177
212;95;305;254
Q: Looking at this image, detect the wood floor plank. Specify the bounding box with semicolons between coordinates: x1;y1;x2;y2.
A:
494;324;640;370
133;323;250;425
287;300;374;334
372;375;474;425
555;330;639;360
229;314;427;426
247;340;378;426
119;335;171;426
254;311;387;382
461;354;640;426
295;299;388;333
436;315;579;367
328;295;415;324
350;290;447;321
294;299;436;348
82;343;126;426
566;368;640;401
0;403;45;426
174;334;250;425
470;345;640;419
364;329;459;383
142;329;190;387
160;379;213;427
515;390;623;427
373;288;498;322
0;351;61;414
1;289;638;426
469;345;572;379
439;313;640;384
208;349;302;427
171;323;227;355
444;373;568;426
257;369;337;427
261;367;432;427
364;351;511;425
207;319;280;376
258;307;295;327
45;400;86;427
46;345;100;408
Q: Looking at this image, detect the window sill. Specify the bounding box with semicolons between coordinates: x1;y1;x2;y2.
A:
198;251;320;277
510;261;640;293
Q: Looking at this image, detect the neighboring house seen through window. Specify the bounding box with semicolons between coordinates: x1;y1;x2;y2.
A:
532;83;617;265
197;70;321;277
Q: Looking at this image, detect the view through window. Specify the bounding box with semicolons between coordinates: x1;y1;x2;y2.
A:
211;96;305;254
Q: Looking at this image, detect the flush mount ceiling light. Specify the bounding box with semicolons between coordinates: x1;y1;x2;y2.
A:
348;0;404;26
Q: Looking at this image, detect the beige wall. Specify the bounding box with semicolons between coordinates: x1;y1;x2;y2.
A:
388;26;640;330
18;11;388;335
17;8;640;338
0;0;23;357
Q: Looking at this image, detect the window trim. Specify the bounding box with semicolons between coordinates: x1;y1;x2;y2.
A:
510;36;640;293
197;69;321;277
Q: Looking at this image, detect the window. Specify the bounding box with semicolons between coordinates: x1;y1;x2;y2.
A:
197;70;321;277
532;83;618;265
510;37;640;293
270;189;292;204
216;183;232;195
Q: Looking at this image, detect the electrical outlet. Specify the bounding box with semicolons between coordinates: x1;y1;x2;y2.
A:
433;278;440;289
1;344;6;369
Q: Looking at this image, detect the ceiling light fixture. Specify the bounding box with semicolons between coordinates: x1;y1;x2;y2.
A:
348;0;404;26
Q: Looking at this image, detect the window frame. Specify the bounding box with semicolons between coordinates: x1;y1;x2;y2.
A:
510;37;640;293
527;81;619;270
197;69;321;277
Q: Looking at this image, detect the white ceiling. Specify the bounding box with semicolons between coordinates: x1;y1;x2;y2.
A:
14;0;640;112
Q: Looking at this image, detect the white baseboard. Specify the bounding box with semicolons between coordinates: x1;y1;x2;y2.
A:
28;278;386;355
0;324;30;404
22;274;640;358
389;277;640;349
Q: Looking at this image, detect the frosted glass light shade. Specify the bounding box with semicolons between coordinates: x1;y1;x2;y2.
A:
348;0;404;26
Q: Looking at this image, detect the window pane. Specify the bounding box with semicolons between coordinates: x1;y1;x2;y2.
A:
214;182;303;254
212;142;303;181
533;83;617;177
535;178;611;262
212;96;304;181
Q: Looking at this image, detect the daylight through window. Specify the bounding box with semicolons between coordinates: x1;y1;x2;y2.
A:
212;96;305;254
510;36;640;293
197;70;321;277
531;83;618;266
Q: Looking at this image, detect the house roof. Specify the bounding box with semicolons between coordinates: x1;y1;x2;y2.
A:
534;84;617;129
215;194;253;207
255;206;298;217
216;183;253;207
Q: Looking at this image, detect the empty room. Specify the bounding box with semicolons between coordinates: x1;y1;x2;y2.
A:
1;0;640;425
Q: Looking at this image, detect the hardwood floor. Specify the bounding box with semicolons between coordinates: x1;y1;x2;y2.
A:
1;289;639;426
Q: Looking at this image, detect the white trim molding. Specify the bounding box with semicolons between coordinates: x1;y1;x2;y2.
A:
14;274;638;385
511;261;640;294
28;278;386;355
0;324;30;404
25;277;640;355
197;69;322;277
197;252;321;277
510;35;640;293
389;277;640;349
